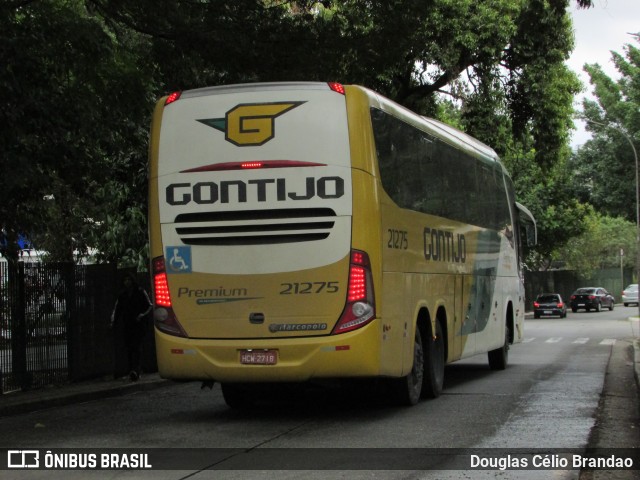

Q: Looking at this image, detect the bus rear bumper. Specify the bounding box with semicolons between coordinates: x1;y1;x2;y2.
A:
155;322;382;383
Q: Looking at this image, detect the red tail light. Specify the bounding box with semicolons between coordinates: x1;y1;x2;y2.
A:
533;302;540;308
328;82;345;95
165;91;181;105
557;302;564;308
333;250;376;334
152;256;187;337
154;271;172;308
588;295;596;300
240;162;264;169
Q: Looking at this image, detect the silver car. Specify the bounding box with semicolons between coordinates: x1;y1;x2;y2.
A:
622;284;638;306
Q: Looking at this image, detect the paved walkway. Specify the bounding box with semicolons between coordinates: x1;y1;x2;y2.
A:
0;372;169;417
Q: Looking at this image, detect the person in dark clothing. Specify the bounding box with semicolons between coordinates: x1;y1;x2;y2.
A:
111;273;152;381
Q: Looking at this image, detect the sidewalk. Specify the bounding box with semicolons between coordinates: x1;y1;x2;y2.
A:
0;372;169;417
635;338;640;388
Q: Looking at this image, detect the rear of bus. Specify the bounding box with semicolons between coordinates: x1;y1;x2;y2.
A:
148;82;383;388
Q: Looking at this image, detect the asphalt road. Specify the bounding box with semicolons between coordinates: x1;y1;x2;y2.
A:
1;308;638;479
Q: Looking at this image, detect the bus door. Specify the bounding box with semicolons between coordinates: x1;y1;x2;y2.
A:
451;274;464;360
460;274;477;357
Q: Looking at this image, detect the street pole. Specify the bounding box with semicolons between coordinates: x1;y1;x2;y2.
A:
620;248;624;300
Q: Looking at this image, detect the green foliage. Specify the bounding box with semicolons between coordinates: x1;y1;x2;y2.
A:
558;212;637;279
569;135;636;221
0;0;156;267
504;1;581;168
0;0;596;267
502;145;590;269
87;0;582;165
556;36;640;279
572;38;640;222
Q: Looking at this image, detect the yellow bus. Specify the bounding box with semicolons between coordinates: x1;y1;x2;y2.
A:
148;82;536;407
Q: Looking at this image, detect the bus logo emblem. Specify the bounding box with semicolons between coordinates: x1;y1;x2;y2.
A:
197;102;305;146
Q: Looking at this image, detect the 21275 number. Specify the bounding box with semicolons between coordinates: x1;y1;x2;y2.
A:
387;229;408;249
279;282;339;295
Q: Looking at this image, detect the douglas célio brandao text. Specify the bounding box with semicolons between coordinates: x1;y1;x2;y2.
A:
470;453;634;470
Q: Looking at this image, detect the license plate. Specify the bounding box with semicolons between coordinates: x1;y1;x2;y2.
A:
544;310;552;314
240;349;278;365
578;304;585;307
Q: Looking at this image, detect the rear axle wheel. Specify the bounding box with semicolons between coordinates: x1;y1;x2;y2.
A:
390;326;424;406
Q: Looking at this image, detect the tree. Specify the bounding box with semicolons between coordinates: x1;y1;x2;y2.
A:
0;0;156;266
88;0;583;168
557;211;637;279
571;37;640;221
501;145;590;269
0;0;595;267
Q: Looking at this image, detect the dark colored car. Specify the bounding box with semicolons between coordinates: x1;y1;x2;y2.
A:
533;293;567;318
570;287;615;313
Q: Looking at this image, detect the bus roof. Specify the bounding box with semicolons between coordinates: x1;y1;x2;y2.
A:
356;86;503;166
420;117;499;163
168;81;504;168
178;82;334;100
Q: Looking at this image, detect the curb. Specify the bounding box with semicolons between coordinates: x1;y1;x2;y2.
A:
0;376;170;418
635;339;640;390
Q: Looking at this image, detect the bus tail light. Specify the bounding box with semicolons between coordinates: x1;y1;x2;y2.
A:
152;256;188;338
165;91;181;105
181;159;325;173
333;250;376;334
328;82;346;95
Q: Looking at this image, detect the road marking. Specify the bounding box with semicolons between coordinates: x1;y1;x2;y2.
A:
521;337;619;345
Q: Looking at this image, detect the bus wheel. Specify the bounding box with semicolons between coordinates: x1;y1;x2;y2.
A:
390;326;424;406
488;325;509;370
221;383;255;409
422;321;444;399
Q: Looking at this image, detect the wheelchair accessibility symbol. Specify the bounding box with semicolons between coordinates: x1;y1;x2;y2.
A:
166;246;192;274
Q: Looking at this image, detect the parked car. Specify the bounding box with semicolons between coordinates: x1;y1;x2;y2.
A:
533;293;567;318
570;287;615;312
622;284;639;307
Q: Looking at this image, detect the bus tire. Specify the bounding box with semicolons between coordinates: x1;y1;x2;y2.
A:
390;326;424;406
221;383;254;409
422;320;445;399
488;325;509;370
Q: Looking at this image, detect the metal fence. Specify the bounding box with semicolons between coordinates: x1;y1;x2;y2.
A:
524;267;634;310
0;261;155;394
